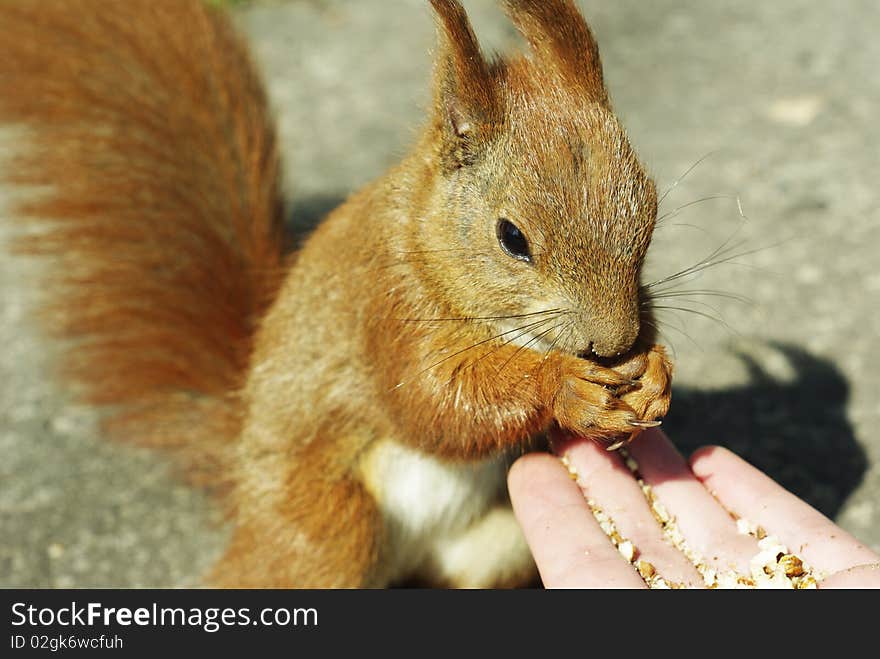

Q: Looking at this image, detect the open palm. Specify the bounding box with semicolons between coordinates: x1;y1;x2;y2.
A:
508;429;880;589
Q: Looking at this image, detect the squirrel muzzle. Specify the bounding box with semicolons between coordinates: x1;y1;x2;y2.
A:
574;302;641;359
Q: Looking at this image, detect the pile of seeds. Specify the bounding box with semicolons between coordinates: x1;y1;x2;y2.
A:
559;449;821;589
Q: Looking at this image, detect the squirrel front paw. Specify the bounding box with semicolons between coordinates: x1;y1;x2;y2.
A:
551;356;645;440
618;343;673;426
549;345;672;445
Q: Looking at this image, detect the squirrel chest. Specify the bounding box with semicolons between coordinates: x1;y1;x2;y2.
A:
359;439;511;582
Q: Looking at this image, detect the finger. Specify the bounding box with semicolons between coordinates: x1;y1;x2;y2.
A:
689;445;880;576
612;352;648;381
819;563;880;589
507;453;646;589
577;362;639;388
627;430;760;577
552;434;704;588
620;347;672;422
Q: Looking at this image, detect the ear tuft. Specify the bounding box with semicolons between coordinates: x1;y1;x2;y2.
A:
501;0;608;103
429;0;501;164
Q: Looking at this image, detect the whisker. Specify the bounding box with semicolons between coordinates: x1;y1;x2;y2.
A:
640;317;678;359
645;289;753;305
645;296;749;323
652;304;739;336
654;221;714;236
392;315;562;390
370;250;492;271
394;248;485;255
392;308;565;324
462;315;564;374
495;320;567;376
645;315;701;353
656;193;747;226
528;322;575;389
647;237;789;290
657;151;720;207
645;229;748;290
538;320;573;370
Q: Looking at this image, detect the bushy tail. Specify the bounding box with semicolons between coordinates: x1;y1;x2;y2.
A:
0;0;286;490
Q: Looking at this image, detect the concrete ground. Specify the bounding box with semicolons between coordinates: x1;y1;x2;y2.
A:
1;0;878;587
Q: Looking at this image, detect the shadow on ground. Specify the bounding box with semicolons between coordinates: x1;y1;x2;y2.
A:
665;344;865;519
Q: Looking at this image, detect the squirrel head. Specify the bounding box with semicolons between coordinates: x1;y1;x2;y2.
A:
410;0;657;359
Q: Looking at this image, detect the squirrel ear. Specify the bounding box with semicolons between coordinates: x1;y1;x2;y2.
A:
429;0;501;165
501;0;608;104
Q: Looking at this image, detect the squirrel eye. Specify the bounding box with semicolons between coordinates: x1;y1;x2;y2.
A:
496;219;532;262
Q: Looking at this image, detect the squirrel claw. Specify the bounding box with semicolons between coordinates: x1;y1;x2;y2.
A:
606;431;639;452
607;419;660;451
628;419;662;429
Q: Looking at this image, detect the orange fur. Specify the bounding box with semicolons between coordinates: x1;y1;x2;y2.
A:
502;0;608;103
1;0;672;587
0;0;285;490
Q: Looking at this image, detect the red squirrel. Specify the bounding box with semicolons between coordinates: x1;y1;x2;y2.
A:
0;0;672;587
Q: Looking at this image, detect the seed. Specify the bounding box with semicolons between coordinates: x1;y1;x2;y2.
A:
618;541;635;563
779;554;805;578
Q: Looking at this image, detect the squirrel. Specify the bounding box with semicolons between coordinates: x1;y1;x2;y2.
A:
0;0;672;588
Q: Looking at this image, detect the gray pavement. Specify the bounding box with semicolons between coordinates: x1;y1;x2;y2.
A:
2;0;879;587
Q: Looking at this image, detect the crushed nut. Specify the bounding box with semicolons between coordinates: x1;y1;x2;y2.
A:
559;449;824;589
635;560;655;578
779;554;805;578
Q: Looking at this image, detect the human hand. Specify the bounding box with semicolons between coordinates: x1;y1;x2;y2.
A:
508;428;880;588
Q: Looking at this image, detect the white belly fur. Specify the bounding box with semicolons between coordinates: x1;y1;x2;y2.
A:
360;438;509;583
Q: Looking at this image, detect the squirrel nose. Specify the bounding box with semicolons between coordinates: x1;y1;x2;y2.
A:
584;321;640;359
